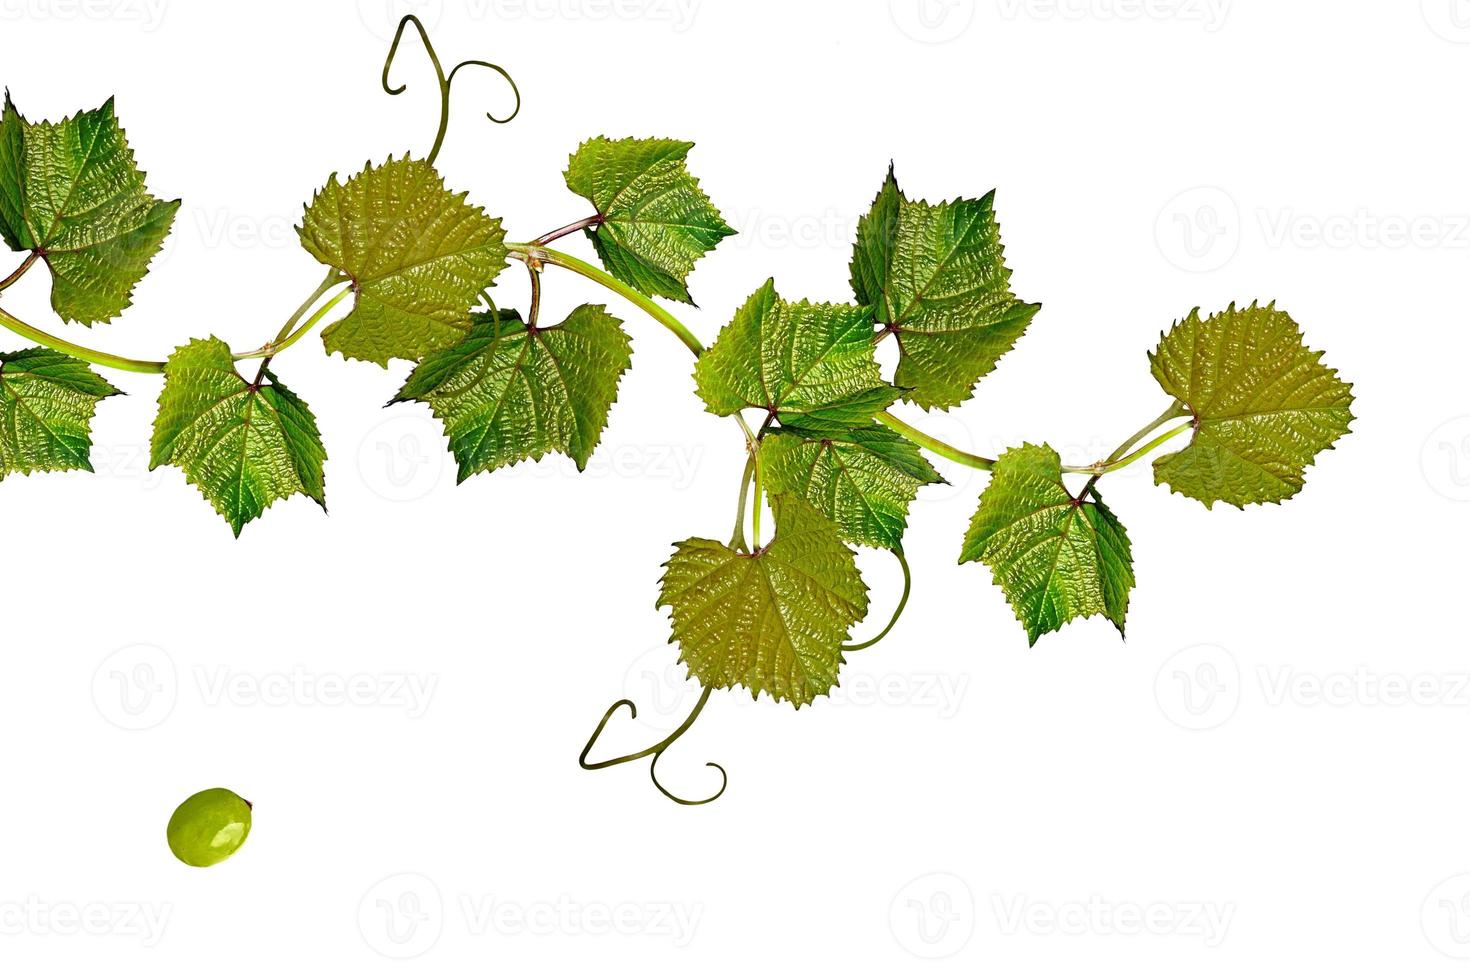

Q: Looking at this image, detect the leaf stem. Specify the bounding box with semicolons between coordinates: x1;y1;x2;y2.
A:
525;263;542;328
1079;400;1192;498
249;284;354;382
876;404;1193;481
247;272;349;383
0;253;38;294
751;444;764;547
531;215;601;246
1103;400;1189;466
730;454;755;551
1097;422;1193;473
507;243;705;356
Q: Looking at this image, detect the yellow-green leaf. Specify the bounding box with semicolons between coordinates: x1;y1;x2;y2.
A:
297;156;507;366
1149;303;1354;508
658;495;868;707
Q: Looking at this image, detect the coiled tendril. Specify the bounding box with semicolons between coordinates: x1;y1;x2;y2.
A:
579;685;728;806
381;14;522;165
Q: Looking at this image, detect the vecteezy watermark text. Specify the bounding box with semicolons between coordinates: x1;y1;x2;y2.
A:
194;665;437;718
991;894;1234;946
996;0;1229;31
0;897;171;946
0;0;167;30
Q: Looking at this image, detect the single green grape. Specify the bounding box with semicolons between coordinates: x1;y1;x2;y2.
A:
167;788;252;867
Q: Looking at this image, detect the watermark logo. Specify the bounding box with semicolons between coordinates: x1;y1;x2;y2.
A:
890;0;976;43
889;872;975;958
1422;417;1470;502
1422;0;1470;43
1155;186;1240;273
358;415;447;502
1423;874;1470;958
92;644;177;731
1154;643;1239;731
359;873;444;959
620;645;703;734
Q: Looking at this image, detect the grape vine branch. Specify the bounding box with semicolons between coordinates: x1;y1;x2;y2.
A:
0;17;1355;804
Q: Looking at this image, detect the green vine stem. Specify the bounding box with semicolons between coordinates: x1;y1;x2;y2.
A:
873;410;999;471
875;406;1192;480
0;257;352;375
509;243;704;355
0;303;167;374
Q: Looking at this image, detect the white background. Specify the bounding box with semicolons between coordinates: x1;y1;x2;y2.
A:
0;0;1465;975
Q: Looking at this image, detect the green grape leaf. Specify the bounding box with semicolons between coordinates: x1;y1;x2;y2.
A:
0;347;120;478
850;166;1039;410
150;338;326;536
297;155;508;366
959;443;1134;645
761;422;943;551
564;137;733;304
0;94;179;325
1149;303;1354;508
391;303;632;481
658;495;868;707
694;278;899;423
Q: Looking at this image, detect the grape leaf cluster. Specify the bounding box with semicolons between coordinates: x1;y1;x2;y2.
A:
0;93;1355;676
